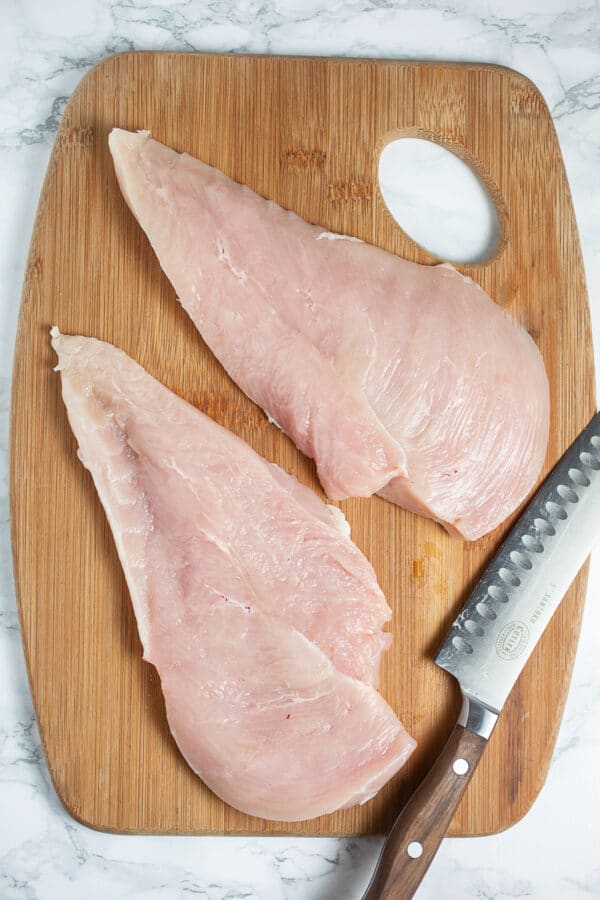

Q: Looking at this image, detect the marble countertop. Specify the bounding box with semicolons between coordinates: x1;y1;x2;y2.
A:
1;1;599;897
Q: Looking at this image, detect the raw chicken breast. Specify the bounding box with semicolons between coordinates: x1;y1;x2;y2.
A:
109;128;550;541
51;328;415;820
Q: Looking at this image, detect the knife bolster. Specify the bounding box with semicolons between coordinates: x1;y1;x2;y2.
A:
458;692;499;739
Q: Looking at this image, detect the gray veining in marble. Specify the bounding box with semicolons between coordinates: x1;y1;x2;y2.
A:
1;1;599;897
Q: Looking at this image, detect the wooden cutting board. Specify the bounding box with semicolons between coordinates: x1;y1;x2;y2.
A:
11;53;594;837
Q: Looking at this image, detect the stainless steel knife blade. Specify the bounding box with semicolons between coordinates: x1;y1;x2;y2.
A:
435;409;600;738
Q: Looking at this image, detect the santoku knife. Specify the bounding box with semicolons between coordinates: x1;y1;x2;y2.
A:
364;411;600;899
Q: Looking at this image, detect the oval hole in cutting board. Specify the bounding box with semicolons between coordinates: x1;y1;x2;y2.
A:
378;138;500;264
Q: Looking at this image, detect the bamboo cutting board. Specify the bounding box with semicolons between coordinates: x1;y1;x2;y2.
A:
11;53;594;837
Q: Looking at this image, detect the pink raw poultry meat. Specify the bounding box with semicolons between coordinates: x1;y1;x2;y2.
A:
109;128;550;541
51;328;415;821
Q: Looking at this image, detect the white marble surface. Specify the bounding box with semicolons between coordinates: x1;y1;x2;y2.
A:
1;1;599;897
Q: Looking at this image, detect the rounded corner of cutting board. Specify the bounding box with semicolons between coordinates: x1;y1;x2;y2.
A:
53;784;114;835
79;49;151;79
11;53;594;838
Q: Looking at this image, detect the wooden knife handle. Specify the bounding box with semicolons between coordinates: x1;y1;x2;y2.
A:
363;724;488;900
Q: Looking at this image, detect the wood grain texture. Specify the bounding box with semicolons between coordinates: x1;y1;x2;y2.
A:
10;53;594;836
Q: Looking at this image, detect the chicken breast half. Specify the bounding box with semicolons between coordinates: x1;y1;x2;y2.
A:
109;128;550;540
52;329;415;821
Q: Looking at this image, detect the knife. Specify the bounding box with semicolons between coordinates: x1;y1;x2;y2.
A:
364;411;600;900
